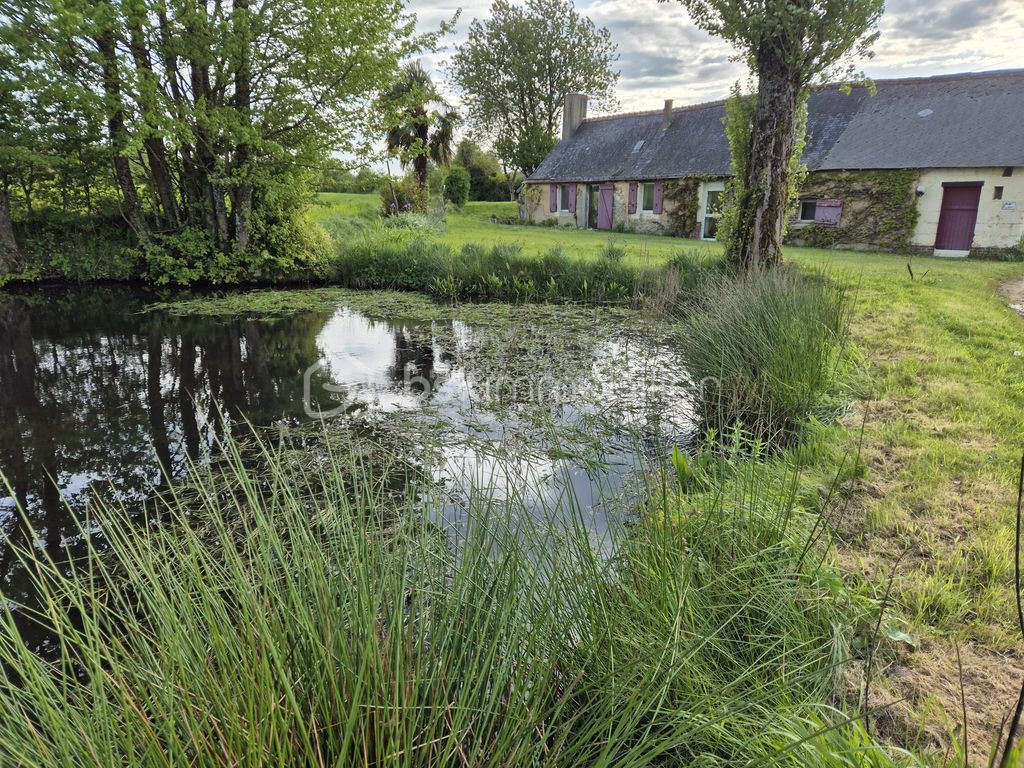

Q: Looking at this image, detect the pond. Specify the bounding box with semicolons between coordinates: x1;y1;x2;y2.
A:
0;286;695;646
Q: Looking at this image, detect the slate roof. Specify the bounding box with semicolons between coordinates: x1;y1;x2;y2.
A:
528;70;1024;183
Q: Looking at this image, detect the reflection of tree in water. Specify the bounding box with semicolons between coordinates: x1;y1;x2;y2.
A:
389;326;453;395
0;287;330;619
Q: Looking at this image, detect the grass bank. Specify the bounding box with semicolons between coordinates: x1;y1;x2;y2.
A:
318;195;1024;761
780;251;1024;758
0;425;915;766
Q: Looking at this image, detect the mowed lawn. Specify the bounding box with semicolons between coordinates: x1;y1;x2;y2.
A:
313;192;722;264
317;192;1024;755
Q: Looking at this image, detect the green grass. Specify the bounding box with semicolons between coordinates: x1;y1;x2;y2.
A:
0;427;917;766
315;193;1024;758
315;193;720;265
677;267;852;444
309;191;380;221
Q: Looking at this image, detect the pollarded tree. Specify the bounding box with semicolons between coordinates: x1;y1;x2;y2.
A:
666;0;883;268
450;0;619;179
383;62;459;189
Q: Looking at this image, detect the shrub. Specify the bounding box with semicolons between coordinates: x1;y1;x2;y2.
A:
381;212;442;235
144;227;218;285
13;211;137;282
678;267;851;444
599;241;626;263
331;236;736;310
379;174;429;216
443;165;471;207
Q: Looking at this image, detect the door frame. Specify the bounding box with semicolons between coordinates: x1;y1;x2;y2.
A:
934;181;983;257
587;184;601;229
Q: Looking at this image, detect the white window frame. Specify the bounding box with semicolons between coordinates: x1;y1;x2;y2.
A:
797;198;818;223
558;184;572;213
639;182;656;214
698;180;725;240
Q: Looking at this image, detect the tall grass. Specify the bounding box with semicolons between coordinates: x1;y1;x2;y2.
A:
331;232;727;309
678;267;852;444
0;430;914;766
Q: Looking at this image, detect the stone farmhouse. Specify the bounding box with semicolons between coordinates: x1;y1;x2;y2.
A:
522;70;1024;257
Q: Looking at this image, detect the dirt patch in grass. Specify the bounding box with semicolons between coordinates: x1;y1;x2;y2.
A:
869;640;1023;764
997;276;1024;316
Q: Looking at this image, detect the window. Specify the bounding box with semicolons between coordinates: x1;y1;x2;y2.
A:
641;183;656;213
1004;167;1014;177
702;190;722;240
798;199;817;222
995;186;1004;200
559;184;571;211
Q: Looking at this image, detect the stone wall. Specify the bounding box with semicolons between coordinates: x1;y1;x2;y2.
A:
523;181;674;234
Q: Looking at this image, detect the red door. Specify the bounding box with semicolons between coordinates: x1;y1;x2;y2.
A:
935;185;982;251
598;184;614;230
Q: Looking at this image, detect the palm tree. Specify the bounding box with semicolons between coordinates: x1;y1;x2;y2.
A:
383;62;458;189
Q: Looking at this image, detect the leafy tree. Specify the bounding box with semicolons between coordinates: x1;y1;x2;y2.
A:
382;62;459;189
443;165;470;207
666;0;882;268
0;0;430;281
450;0;619;178
453;139;508;201
319;161;383;194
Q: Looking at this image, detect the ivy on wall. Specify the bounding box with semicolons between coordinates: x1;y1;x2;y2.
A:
663;178;706;238
790;169;919;251
521;184;546;218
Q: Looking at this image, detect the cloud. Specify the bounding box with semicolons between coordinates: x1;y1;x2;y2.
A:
407;0;1024;114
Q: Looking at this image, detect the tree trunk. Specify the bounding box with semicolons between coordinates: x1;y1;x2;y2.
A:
188;55;230;249
730;58;802;270
231;0;253;252
0;179;19;274
19;177;33;217
95;29;151;246
127;19;181;232
414;110;429;188
144;137;180;232
158;8;200;225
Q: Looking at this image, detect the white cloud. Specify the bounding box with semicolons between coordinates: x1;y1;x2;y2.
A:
408;0;1024;115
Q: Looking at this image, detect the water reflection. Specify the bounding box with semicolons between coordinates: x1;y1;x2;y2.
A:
0;287;694;612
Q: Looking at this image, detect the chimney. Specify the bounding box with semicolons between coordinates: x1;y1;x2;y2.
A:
662;99;674;131
562;93;588;140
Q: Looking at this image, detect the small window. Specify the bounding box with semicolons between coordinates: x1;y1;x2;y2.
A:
1003;167;1014;177
641;182;655;213
799;199;817;222
995;186;1004;200
559;184;571;211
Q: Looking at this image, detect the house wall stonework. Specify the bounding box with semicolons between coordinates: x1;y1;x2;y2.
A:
523;182;676;233
526;168;1024;254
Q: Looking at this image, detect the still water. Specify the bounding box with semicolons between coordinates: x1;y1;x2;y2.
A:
0;286;694;620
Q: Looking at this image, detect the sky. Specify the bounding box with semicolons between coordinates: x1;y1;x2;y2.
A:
409;0;1024;116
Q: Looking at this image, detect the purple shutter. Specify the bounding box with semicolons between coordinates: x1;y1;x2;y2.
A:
568;184;577;213
628;182;638;214
653;182;664;214
549;184;557;213
814;199;843;226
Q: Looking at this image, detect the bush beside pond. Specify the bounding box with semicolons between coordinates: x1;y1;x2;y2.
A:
679;267;851;445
